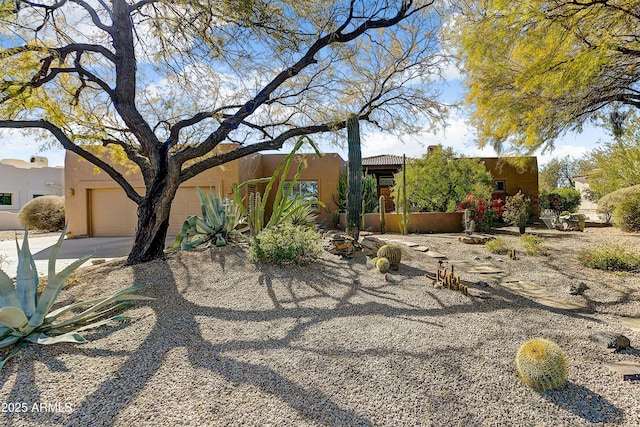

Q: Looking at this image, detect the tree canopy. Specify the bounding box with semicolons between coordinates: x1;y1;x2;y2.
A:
583;122;640;199
449;0;640;155
0;0;450;263
391;145;492;212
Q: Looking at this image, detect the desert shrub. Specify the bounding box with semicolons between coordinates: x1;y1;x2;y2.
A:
485;238;511;254
578;244;640;271
249;223;322;265
18;195;65;231
540;188;581;214
612;192;640;232
519;234;548;256
597;185;640;223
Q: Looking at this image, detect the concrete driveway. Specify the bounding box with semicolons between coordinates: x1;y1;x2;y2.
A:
0;236;145;278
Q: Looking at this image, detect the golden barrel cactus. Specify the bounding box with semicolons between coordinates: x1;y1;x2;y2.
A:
516;338;567;393
377;244;401;270
376;257;390;273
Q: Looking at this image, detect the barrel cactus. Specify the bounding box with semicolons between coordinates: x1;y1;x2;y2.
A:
376;257;390;273
377;244;402;270
516;338;567;393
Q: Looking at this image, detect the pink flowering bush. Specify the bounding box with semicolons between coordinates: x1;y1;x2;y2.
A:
457;194;504;232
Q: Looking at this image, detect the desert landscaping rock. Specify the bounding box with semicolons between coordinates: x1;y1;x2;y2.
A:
1;226;639;426
570;281;590;295
590;332;631;351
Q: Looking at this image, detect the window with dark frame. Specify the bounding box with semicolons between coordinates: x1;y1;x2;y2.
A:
0;193;12;205
282;180;319;210
493;180;506;192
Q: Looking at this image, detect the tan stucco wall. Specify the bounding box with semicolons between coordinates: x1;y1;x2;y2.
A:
481;157;539;199
0;159;64;214
65;144;246;237
65;146;346;236
260;153;344;225
338;212;464;233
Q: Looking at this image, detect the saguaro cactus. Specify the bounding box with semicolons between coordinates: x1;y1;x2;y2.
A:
346;114;363;240
379;195;386;234
398;154;409;235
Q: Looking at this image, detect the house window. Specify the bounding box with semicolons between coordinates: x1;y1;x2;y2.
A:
33;194;45;198
493;180;506;193
379;176;395;187
0;193;12;205
282;180;319;209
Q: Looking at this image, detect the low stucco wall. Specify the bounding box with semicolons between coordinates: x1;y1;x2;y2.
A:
338;212;464;234
0;212;21;230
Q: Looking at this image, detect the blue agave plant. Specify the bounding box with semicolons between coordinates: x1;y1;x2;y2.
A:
0;227;152;370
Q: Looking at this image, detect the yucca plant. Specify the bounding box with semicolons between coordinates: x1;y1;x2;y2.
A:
172;186;249;250
0;228;152;370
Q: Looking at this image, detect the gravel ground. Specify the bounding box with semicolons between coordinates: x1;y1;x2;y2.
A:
0;225;639;426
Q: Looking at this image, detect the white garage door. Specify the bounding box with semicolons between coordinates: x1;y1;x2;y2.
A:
90;187;205;237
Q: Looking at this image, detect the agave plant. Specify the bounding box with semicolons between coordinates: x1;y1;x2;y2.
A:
0;227;152;370
172;186;249;251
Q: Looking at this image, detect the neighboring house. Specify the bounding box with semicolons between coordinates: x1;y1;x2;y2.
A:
573;175;601;221
0;156;64;230
65;144;345;237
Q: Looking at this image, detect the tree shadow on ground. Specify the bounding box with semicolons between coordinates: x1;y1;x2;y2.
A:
0;244;611;426
545;381;623;424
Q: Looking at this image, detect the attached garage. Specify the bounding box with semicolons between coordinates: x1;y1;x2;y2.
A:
88;186;205;237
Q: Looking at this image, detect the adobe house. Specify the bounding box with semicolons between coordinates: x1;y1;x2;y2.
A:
361;151;539;212
0;156;64;230
480;157;539;202
65;144;345;237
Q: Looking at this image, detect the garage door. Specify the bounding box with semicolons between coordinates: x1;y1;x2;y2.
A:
89;187;205;237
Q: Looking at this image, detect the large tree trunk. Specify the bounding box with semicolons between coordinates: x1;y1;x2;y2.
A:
126;147;179;265
126;191;173;265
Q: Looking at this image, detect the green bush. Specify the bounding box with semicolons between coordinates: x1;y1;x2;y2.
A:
18;195;65;231
597;185;640;223
578;244;640;271
250;223;322;265
485;238;511;254
612;192;640;232
540;188;581;213
519;234;548;256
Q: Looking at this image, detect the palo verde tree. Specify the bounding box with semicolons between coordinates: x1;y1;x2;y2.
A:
448;0;640;155
0;0;448;264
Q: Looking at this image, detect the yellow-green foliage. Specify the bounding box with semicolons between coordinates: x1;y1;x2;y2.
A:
612;192;640;232
578;244;640;272
18;196;65;231
519;234;547;256
448;0;631;154
376;257;390;273
485;238;511;254
516;338;567;393
597;185;640;221
377;244;402;270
